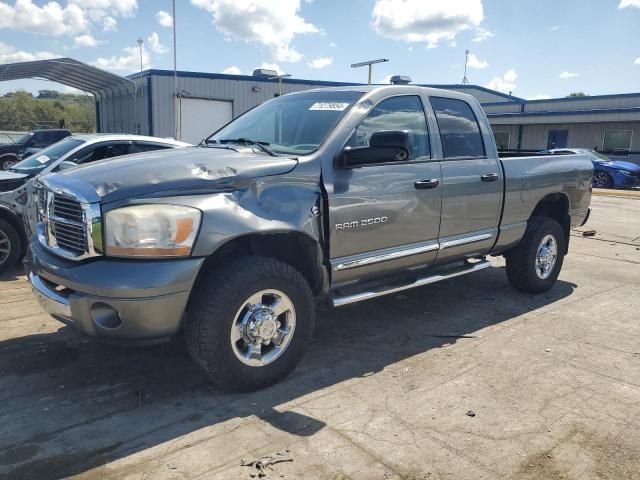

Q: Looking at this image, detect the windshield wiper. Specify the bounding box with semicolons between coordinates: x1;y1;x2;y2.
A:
217;138;277;157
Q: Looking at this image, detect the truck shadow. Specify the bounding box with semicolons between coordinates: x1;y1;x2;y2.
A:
0;265;576;479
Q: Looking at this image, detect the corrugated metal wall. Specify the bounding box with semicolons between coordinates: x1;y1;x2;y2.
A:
494;121;640;151
96;76;149;135
149;74;346;138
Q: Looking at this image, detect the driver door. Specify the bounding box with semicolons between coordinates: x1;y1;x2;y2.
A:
324;95;443;287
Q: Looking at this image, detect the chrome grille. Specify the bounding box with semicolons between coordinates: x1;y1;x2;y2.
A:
52;196;84;223
36;186;102;260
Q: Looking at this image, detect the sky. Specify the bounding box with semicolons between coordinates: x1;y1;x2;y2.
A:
0;0;639;99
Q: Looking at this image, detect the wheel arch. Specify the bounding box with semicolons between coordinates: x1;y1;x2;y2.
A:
529;192;570;254
195;230;329;296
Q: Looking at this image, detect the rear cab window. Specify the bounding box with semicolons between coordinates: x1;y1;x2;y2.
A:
430;97;486;159
134;142;174;153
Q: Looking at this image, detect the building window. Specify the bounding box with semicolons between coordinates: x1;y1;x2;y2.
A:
493;132;510;151
603;130;632;155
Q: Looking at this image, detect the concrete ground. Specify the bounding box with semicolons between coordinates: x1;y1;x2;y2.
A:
1;195;639;480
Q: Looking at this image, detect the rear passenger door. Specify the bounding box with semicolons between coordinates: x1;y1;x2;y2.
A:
430;96;503;265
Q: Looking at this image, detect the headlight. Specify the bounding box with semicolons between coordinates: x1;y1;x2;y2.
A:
104;204;201;257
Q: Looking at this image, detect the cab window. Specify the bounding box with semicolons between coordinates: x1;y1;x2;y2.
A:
67;143;132;164
348;95;430;160
430;97;486;159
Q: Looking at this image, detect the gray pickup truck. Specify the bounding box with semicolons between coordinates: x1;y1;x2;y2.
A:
28;86;593;391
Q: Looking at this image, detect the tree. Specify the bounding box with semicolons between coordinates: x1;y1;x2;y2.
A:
0;89;95;132
566;92;587;97
37;90;61;99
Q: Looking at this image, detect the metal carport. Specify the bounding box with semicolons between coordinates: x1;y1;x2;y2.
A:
0;58;139;133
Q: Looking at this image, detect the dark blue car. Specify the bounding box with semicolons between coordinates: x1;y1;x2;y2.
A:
547;148;640;189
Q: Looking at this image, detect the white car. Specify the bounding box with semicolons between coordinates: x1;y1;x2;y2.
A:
0;134;191;273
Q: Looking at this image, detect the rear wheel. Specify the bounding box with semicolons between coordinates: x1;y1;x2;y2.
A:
186;256;315;392
505;216;565;293
592;171;612;188
0;219;21;274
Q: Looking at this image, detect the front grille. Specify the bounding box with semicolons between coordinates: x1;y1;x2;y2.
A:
53;195;84;222
36;186;100;260
51;219;87;255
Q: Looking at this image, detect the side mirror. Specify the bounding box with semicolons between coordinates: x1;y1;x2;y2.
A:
337;130;412;168
57;160;77;171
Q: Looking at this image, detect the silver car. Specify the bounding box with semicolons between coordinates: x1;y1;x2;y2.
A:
0;134;191;273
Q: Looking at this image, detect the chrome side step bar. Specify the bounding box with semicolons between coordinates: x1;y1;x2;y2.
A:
330;260;491;308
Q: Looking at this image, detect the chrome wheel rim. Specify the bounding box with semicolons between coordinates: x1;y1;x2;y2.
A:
535;234;558;280
2;159;16;169
592;172;609;188
0;229;11;265
230;289;296;367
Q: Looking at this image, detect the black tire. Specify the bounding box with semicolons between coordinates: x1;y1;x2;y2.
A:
186;256;315;392
505;216;565;294
0;219;21;274
1;156;17;170
592;171;613;188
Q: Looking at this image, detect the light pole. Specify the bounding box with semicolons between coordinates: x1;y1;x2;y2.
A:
172;0;179;140
132;38;143;134
268;73;291;96
462;50;470;85
351;58;389;84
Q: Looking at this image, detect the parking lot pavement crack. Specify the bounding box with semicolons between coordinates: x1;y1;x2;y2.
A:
573;251;640;265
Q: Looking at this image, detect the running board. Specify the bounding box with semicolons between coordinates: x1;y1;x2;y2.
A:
330;260;491;308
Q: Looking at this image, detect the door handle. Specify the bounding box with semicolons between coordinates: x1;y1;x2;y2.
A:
414;179;440;189
481;173;499;182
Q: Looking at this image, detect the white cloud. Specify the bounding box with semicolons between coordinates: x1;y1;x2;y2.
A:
0;42;58;63
68;0;137;19
223;65;242;74
94;44;149;72
550;25;561;31
191;0;319;62
472;27;494;42
527;94;551;100
73;34;100;48
467;53;488;69
156;10;173;27
371;0;484;48
0;0;87;36
329;42;336;47
257;62;284;75
147;32;167;54
102;16;117;31
559;71;579;79
619;0;640;8
307;56;333;69
0;0;136;37
486;69;517;93
634;57;640;65
378;74;393;84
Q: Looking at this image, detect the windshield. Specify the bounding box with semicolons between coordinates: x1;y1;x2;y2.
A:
589;150;612;162
13;132;33;144
11;137;84;173
207;91;364;155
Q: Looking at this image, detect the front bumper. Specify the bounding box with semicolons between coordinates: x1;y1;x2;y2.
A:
27;239;204;342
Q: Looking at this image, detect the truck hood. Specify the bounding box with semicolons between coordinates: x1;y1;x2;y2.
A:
40;146;299;204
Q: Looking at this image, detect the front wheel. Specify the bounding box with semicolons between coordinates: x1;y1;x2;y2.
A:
505;216;565;293
186;256;315;392
592;171;613;188
0;219;21;274
1;156;17;170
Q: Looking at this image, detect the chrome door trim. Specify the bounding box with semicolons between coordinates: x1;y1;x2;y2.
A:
333;241;439;271
439;232;493;250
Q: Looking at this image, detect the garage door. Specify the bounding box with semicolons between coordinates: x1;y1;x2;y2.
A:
179;98;233;144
